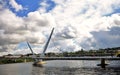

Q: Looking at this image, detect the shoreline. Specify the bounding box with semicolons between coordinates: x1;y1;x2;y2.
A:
0;58;33;64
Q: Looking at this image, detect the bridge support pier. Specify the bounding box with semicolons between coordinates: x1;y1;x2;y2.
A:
97;58;108;69
101;58;105;68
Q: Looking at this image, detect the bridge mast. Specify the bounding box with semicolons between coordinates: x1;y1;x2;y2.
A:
41;28;54;57
26;41;37;61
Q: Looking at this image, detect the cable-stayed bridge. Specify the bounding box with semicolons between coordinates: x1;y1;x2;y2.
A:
27;27;120;68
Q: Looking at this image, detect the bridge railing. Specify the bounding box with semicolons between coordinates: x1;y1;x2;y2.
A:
34;57;120;60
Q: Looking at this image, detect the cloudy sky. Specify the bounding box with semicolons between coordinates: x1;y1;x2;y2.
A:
0;0;120;56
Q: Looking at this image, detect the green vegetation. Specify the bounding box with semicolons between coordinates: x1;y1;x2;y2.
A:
0;58;33;64
44;47;120;57
0;47;119;64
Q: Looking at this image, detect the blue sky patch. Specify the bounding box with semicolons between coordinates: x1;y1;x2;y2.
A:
45;0;56;12
104;6;120;16
6;0;56;17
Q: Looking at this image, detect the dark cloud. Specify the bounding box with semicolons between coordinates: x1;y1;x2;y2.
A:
55;25;77;39
114;20;120;25
80;26;120;50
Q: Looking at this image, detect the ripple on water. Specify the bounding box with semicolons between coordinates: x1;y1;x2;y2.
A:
0;60;120;75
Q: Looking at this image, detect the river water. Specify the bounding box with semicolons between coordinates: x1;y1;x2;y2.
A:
0;60;120;75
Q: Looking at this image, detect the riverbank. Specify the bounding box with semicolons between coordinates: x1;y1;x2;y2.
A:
0;58;33;64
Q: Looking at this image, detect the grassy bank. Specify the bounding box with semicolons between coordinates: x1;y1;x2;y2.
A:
0;58;33;64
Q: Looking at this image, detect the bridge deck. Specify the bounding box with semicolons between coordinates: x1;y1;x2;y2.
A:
34;57;120;60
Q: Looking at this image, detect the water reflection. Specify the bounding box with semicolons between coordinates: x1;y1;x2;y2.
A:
0;60;120;75
32;67;81;75
31;60;120;75
31;66;119;75
0;63;32;75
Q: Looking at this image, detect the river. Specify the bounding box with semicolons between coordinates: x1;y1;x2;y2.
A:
0;60;120;75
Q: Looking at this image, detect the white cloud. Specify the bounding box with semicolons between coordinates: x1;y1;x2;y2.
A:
0;0;120;56
49;0;120;50
9;0;23;11
0;8;55;54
